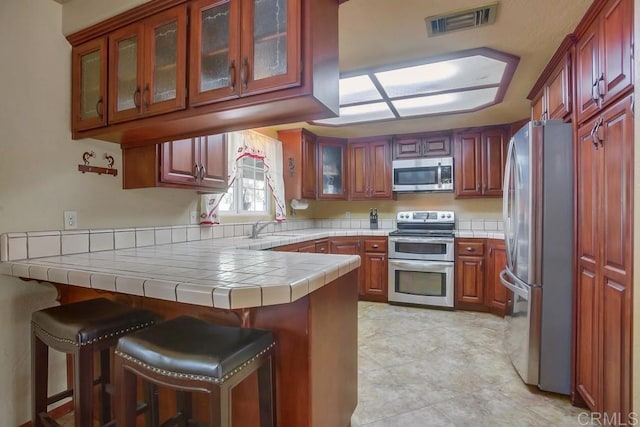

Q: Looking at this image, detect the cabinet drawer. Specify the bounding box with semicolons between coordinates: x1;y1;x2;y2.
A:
364;239;386;252
315;240;328;254
456;241;485;256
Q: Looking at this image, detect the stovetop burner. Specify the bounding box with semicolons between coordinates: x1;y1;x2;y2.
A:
390;210;456;238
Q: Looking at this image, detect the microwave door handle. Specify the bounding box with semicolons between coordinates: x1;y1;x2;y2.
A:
437;162;442;188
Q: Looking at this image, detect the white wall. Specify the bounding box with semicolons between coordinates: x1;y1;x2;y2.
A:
0;0;196;423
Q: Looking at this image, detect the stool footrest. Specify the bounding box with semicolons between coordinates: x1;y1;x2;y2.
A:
159;412;187;427
46;389;73;406
38;412;62;427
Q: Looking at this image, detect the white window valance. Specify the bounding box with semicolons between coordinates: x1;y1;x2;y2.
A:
200;130;287;224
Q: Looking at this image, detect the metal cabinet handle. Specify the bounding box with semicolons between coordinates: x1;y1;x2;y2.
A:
591;117;604;149
143;83;150;108
95;97;103;119
465;247;475;252
228;59;236;91
241;57;249;90
596;73;605;100
193;164;199;179
199;164;206;181
372;244;379;249
319;247;326;252
133;86;141;111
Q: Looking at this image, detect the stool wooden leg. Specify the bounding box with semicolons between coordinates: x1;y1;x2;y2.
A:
115;357;138;427
177;391;194;427
31;330;49;427
73;347;94;427
258;355;275;427
144;382;159;426
99;348;111;425
207;386;223;427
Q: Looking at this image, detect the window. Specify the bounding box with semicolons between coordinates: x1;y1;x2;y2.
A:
219;156;269;214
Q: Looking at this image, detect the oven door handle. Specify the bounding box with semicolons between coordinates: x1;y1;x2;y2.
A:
389;260;453;270
389;237;453;245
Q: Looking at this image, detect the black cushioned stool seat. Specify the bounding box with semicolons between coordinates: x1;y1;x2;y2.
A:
31;298;157;427
114;315;276;427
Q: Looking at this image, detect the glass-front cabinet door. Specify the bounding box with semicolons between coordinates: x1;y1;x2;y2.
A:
109;5;186;123
190;0;300;106
72;38;107;131
241;0;301;94
190;0;241;106
318;138;347;199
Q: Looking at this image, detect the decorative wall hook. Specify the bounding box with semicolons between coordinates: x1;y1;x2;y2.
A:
288;157;295;176
78;151;118;176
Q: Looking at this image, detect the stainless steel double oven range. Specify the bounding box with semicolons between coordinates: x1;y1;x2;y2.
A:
388;211;455;308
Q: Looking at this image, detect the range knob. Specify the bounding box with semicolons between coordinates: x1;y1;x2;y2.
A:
447;214;452;218
440;213;445;218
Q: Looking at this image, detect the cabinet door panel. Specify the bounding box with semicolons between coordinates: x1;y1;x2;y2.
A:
190;0;241;105
161;139;198;185
318;139;347;199
240;0;301;94
600;0;633;106
575;23;600;123
482;129;507;196
423;134;451;157
199;134;228;189
369;140;392;199
546;54;571;119
363;253;387;301
455;256;484;307
486;242;510;316
600;98;632;274
393;138;421;159
575;266;599;410
72;38;107;131
143;5;187;116
297;242;316;253
531;92;545;121
301;132;317;199
348;142;368;200
577;119;599;267
109;24;144;123
454;132;482;197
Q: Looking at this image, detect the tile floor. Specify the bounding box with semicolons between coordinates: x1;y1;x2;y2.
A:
351;302;589;427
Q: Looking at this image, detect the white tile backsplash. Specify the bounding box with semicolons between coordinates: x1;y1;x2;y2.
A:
62;233;89;255
171;226;187;243
28;234;60;258
115;231;136;249
471;219;485;231
200;226;213;240
187;226;200;242
89;231;114;252
8;236;27;261
155;228;171;245
136;229;155;247
458;220;471;231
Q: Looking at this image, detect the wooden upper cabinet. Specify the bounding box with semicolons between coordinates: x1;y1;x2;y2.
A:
481;128;507;196
454;127;507;198
348;138;392;200
529;44;572;122
576;0;632;123
109;5;187;123
123;133;227;190
317;137;347;200
278;128;317;200
190;0;301;106
546;52;572;120
72;38;108;131
454;131;482;197
392;133;451;159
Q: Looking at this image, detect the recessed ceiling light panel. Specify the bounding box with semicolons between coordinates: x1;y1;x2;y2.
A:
339;75;382;105
314;102;395;125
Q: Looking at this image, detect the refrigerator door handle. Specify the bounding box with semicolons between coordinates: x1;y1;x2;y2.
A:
499;269;530;300
503;138;516;269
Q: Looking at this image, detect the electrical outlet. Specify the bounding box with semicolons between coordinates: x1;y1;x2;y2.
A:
190;210;199;224
64;211;77;230
345;211;351;219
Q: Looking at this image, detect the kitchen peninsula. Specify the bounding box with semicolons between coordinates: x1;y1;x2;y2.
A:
0;228;368;426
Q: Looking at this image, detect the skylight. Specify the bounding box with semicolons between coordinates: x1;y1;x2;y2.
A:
313;48;519;127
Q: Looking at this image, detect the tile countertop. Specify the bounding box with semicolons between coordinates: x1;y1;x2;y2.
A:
0;227;503;310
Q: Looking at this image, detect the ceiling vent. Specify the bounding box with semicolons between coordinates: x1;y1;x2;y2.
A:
426;3;498;37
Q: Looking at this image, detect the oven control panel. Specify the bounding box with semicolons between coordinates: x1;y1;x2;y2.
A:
396;210;455;223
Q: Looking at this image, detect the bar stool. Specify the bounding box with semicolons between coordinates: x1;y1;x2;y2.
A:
114;315;276;427
31;298;157;427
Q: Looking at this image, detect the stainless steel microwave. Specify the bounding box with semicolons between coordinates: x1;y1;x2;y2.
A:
392;157;454;192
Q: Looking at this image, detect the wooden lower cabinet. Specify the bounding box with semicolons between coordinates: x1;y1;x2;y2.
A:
275;236;388;302
486;239;510;317
454;238;510;316
575;94;633;417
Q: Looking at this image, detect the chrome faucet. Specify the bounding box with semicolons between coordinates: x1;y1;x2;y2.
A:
250;220;276;239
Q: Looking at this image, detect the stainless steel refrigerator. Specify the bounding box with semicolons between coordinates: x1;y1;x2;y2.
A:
499;120;573;395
